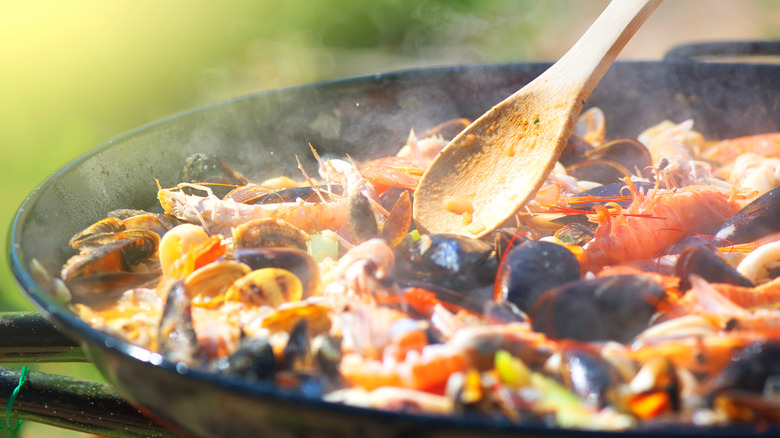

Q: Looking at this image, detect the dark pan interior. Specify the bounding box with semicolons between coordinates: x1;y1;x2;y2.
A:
11;61;780;437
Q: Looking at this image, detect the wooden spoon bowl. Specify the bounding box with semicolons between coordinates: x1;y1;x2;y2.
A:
413;0;662;237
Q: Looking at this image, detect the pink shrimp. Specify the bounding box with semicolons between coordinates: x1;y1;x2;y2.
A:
339;344;469;392
578;182;741;273
158;184;350;236
702;132;780;165
359;156;425;193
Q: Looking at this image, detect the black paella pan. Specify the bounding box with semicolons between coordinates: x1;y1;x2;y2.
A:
9;42;780;437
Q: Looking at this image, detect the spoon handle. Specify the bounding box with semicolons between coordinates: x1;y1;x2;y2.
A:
550;0;662;97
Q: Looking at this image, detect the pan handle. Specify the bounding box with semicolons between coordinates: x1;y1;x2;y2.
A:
0;367;177;438
0;312;86;363
0;312;179;437
663;40;780;62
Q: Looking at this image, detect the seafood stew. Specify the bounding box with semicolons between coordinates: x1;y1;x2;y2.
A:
11;61;780;437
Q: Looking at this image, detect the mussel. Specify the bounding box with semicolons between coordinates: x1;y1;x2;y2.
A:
494;240;581;315
531;275;666;344
707;341;780;395
178;153;249;198
675;245;754;292
559;347;624;408
716;185;780;244
283;318;313;372
226;185;343;205
395;233;497;295
211;337;276;382
565;139;652;185
705;341;780;421
61;228;161;297
158;280;202;365
348;191;381;242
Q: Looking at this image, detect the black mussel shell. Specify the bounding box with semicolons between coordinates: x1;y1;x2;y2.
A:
561;348;623;408
395;234;497;294
251;185;343;204
716;186;780;244
211;337;276;381
158;280;202;365
569;181;656;210
675;245;754;292
312;334;343;380
178;153;249;198
283;318;312;372
665;234;728;254
348;191;380;242
483;300;528;324
558;134;594;168
532;275;666;344
379;187;414;214
495;240;581;314
703;341;780;422
566;139;652;185
400;282;492;316
707;341;780;395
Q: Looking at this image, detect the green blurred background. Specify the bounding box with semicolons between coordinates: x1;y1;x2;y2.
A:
2;1;778;436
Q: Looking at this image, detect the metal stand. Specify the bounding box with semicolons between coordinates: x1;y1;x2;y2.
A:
0;312;176;437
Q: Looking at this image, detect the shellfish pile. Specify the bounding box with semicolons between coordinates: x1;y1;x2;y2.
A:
52;110;780;430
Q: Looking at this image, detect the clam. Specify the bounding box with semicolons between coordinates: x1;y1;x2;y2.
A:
232;218;309;251
233;247;320;298
224;268;303;307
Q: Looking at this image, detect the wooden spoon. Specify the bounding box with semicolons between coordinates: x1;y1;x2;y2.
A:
413;0;662;237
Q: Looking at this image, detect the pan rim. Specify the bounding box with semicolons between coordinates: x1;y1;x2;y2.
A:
9;60;780;437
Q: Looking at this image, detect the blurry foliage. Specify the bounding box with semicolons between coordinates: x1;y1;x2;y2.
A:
0;0;569;312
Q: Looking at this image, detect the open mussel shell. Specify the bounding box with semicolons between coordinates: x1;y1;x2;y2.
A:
565;139;652;185
61;228;162;297
574;107;606;146
559;135;596;168
69;217;125;249
212;337;277;381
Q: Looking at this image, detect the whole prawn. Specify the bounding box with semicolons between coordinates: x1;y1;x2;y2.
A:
158;183;351;236
578;181;741;273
